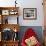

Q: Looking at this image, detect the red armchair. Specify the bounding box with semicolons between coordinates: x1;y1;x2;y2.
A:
21;28;41;46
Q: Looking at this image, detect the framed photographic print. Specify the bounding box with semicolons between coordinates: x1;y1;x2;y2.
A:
2;10;9;15
23;8;37;20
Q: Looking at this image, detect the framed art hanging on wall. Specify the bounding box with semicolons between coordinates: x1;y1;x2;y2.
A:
23;8;37;20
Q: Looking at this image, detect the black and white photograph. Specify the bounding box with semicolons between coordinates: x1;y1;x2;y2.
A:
23;8;37;20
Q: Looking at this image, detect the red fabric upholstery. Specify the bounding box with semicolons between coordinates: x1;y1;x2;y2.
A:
21;28;41;46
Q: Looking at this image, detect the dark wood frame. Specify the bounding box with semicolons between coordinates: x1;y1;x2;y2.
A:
0;7;19;24
23;8;37;20
0;7;19;46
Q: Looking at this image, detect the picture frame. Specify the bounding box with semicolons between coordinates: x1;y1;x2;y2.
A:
23;8;37;20
2;10;9;15
9;10;18;15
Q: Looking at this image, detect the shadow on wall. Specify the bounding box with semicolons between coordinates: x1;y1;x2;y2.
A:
18;26;44;44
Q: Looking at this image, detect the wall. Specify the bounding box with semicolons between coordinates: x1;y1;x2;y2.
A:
18;0;44;26
0;0;44;26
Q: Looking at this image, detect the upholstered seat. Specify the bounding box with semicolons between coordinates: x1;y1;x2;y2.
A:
21;28;41;46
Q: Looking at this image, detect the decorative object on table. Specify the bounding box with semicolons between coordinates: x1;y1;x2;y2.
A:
21;28;41;46
23;8;37;20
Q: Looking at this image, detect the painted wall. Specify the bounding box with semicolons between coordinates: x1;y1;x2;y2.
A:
0;0;44;26
18;0;44;26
